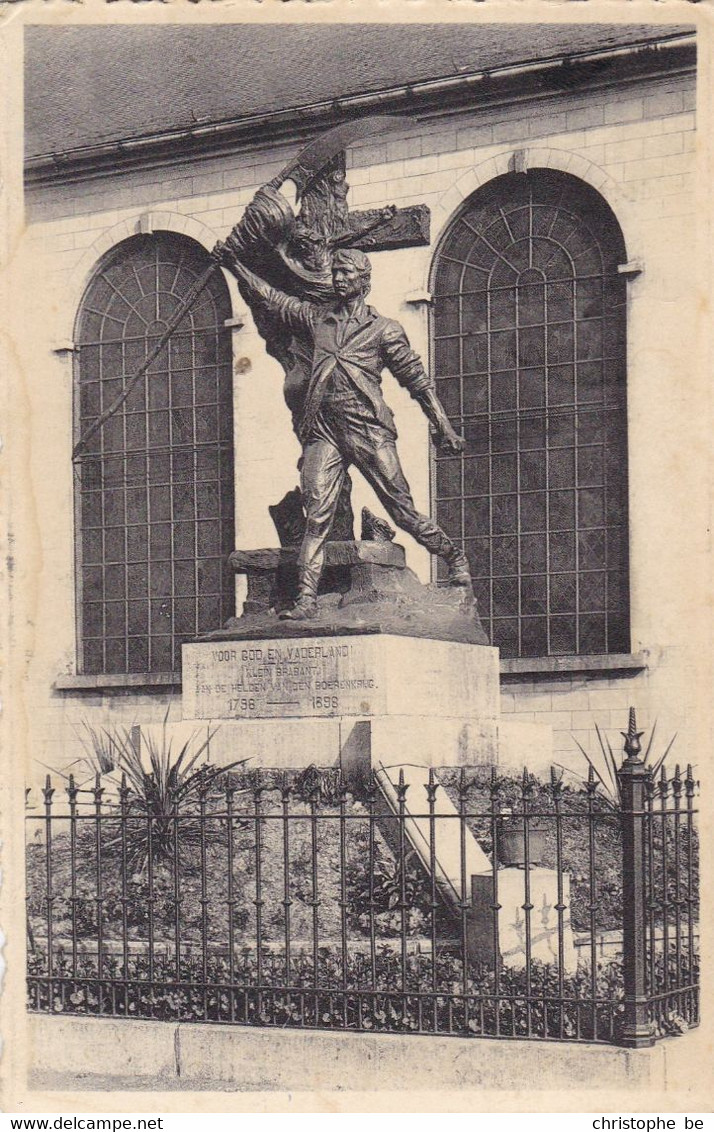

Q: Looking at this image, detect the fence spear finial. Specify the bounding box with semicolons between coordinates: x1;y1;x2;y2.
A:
622;706;644;762
42;774;54;805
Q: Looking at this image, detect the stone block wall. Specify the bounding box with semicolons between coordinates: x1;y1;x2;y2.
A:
501;644;700;777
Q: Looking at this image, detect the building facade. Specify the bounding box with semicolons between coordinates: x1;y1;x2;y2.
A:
15;21;704;784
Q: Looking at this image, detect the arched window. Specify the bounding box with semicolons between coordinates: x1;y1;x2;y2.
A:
432;170;629;659
74;232;235;675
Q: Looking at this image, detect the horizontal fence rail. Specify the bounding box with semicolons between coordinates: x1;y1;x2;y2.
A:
26;717;699;1046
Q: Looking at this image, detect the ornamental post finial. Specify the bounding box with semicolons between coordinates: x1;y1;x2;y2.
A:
622;706;644;763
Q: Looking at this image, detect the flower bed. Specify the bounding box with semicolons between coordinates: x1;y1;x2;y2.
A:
28;944;629;1041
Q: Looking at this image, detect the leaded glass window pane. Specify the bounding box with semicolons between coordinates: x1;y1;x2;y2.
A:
74;233;235;675
433;170;629;658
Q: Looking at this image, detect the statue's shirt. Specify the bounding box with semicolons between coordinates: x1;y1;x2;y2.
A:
239;271;433;444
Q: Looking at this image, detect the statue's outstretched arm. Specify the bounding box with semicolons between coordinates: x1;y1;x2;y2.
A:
214;242;315;337
414;388;465;456
381;321;465;455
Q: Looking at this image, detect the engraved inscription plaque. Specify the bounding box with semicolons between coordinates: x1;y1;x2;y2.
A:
182;635;500;723
182;637;385;720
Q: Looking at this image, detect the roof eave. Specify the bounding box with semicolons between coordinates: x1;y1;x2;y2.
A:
25;34;696;186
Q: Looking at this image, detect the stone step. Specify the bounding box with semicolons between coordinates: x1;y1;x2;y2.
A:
374;762;577;973
374;762;492;911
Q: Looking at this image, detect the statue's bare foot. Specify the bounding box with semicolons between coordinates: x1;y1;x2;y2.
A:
279;596;318;621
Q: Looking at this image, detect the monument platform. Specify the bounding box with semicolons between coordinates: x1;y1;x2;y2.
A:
181;631;501;768
176;536;551;774
178;537;550;773
182;633;499;722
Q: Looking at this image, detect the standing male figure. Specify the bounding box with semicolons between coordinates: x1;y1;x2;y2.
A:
217;242;471;620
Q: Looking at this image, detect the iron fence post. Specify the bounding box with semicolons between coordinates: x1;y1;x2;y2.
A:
617;707;655;1048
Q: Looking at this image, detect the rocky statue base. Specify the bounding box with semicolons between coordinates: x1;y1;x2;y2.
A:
176;536;554;772
205;538;488;646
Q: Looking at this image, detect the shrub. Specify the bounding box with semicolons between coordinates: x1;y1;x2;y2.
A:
75;715;248;872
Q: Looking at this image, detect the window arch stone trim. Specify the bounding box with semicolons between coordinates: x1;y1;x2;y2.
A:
67;211;239;339
427;147;642;295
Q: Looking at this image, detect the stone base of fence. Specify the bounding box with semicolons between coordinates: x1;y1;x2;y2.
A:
28;1013;685;1095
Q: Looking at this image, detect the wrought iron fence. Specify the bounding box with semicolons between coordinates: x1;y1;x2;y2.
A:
26;712;699;1046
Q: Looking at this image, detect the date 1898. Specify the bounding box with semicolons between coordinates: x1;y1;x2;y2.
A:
312;695;339;711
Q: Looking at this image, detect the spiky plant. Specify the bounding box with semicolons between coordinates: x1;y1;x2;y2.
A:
78;721;118;776
32;721;120;794
74;711;248;871
566;713;677;809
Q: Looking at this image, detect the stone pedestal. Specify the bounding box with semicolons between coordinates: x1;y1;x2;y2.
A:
183;633;499;722
181;633;501;770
